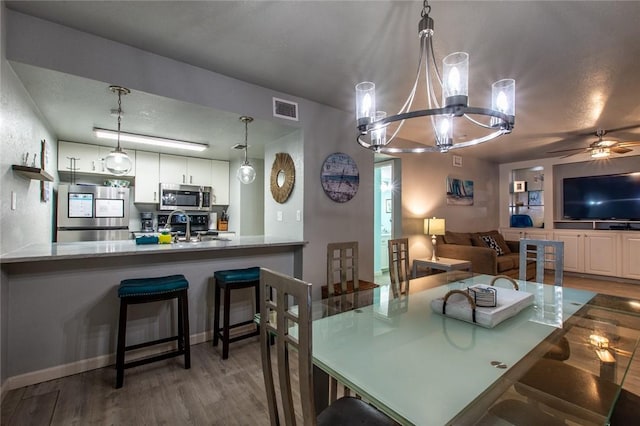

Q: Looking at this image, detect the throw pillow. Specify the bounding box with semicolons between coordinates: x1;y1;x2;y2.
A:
480;235;505;256
485;230;512;255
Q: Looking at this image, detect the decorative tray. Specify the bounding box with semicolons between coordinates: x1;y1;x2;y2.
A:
431;283;534;328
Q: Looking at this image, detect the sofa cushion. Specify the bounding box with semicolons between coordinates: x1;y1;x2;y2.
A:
496;255;516;273
480;234;505;255
443;231;473;246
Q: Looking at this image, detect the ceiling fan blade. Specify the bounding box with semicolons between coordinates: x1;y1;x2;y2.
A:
546;147;587;154
559;151;585;159
616;141;640;147
611;146;633;154
577;124;640;136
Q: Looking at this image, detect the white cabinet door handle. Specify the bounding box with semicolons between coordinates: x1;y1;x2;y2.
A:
190;175;193;184
153;191;157;202
182;174;186;184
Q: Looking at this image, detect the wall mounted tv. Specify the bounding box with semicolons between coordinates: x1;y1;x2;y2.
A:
563;172;640;221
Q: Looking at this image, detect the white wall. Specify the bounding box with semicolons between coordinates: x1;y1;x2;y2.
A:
264;130;303;239
397;150;500;260
227;157;264;236
0;34;58;254
0;1;56;389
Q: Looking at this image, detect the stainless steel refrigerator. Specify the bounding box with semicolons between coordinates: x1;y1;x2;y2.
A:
56;184;131;242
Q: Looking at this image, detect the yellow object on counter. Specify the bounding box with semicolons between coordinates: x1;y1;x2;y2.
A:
158;233;172;244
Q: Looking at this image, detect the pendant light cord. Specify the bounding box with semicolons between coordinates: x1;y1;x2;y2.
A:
116;89;123;151
244;119;249;164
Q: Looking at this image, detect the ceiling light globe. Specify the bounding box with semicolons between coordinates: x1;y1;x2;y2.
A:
105;149;133;175
237;163;256;184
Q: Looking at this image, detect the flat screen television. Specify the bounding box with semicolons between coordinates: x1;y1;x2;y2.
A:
563;173;640;220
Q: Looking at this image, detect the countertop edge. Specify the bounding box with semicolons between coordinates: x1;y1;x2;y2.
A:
1;238;307;264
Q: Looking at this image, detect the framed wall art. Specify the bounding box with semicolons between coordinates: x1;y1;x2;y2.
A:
446;176;474;206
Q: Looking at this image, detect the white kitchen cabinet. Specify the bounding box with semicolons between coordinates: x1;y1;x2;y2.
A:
58;141;100;174
622;234;640;280
57;141;135;176
553;231;584;273
500;228;550;242
210;160;230;205
186;157;212;185
134;151;160;203
553;230;620;277
583;232;620;276
159;154;212;186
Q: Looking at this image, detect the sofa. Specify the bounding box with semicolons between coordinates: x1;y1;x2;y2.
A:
435;230;535;280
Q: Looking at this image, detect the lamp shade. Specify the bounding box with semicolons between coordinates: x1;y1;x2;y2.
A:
424;217;446;235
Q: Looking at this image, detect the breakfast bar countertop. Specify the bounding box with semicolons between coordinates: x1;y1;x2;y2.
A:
0;236;306;264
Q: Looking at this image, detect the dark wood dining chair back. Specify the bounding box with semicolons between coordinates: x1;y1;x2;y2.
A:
259;268;398;426
388;238;411;298
326;241;359;296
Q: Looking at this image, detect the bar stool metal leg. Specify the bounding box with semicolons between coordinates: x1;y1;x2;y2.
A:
116;298;128;389
213;282;221;347
223;285;231;359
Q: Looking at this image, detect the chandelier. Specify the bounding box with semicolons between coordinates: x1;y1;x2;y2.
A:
355;1;515;154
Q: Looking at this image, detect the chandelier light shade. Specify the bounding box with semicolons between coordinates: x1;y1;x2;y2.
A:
236;116;256;184
355;1;515;154
424;217;446;261
104;85;133;176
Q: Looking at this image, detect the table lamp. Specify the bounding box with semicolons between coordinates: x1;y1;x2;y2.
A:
424;217;446;261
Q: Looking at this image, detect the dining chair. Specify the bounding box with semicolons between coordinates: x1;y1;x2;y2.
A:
259;268;397;426
326;241;360;297
519;238;564;285
388;238;410;298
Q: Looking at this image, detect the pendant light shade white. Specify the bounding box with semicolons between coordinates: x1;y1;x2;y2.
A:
237;116;256;184
237;163;256;184
104;85;133;176
104;148;133;176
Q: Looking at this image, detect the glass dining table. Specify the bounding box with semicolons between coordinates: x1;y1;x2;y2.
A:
311;272;640;425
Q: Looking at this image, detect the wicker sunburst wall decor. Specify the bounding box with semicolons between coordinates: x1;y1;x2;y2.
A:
270;152;295;203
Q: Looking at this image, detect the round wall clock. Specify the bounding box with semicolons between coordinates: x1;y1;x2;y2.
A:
320;152;359;203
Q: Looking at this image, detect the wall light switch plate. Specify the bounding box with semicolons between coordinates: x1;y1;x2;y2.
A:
277;211;283;221
296;210;301;221
11;191;17;210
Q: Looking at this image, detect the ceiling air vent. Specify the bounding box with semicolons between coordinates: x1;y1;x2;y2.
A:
273;97;299;121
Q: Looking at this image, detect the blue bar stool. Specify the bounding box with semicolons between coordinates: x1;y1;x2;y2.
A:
115;274;190;388
213;267;260;359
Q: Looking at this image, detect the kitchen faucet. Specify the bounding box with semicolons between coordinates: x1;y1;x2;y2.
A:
165;209;191;241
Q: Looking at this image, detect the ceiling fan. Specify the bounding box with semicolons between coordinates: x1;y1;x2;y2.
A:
547;128;640;159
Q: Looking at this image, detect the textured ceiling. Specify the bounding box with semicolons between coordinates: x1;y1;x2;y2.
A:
6;0;640;163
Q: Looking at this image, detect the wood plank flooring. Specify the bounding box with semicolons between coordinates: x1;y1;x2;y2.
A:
2;274;639;425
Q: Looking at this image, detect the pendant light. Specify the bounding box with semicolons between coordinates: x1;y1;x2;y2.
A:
104;85;133;176
237;116;256;184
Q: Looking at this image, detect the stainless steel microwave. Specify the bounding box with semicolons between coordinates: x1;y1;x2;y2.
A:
159;183;212;211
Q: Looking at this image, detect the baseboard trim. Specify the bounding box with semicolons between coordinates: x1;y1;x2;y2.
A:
2;331;212;392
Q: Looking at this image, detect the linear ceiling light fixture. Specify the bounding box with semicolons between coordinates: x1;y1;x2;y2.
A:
104;85;133;176
355;0;515;154
94;128;209;152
